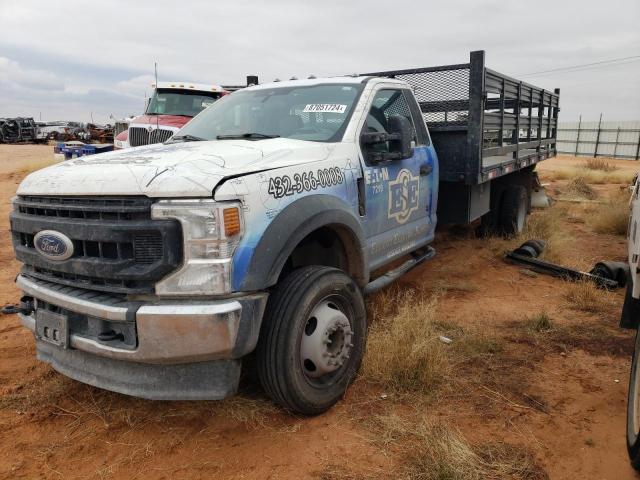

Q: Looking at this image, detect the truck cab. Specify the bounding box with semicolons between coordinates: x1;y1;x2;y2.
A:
10;52;559;414
114;82;227;149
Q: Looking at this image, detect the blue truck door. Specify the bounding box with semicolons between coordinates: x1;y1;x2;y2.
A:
358;87;437;271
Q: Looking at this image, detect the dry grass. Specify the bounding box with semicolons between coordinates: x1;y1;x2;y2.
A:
363;290;448;394
563;281;616;314
565;176;597;200
485;204;571;265
588;190;630;235
523;312;554;334
363;288;503;396
583;158;618;172
364;413;547;480
519;206;570;264
540;167;634;185
480;203;571;265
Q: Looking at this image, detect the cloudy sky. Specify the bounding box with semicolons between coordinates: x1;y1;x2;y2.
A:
1;0;638;123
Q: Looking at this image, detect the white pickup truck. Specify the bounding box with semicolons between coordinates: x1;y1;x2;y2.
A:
9;51;559;414
621;174;640;468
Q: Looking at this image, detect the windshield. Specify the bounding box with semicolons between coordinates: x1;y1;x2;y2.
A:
146;89;223;117
175;83;364;142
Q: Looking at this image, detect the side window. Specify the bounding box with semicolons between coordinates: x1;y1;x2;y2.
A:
363;89;418;153
404;90;430;146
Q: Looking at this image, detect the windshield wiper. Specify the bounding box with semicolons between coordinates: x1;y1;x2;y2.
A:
170;134;205;142
216;133;280;140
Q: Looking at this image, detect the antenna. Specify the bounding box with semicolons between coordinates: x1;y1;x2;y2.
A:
154;62;160;133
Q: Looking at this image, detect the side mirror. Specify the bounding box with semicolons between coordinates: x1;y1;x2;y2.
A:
361;114;414;163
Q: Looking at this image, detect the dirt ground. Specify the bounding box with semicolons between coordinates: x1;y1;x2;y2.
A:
0;145;638;479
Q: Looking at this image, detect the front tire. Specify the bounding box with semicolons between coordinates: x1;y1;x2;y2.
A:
628;329;640;470
256;266;367;415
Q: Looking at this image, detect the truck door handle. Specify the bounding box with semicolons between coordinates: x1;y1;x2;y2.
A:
419;164;433;176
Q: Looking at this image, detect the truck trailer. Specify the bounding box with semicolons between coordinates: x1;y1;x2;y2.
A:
8;51;559;414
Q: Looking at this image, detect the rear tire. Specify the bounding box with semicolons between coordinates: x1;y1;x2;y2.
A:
499;185;528;236
256;266;367;415
628;329;640;470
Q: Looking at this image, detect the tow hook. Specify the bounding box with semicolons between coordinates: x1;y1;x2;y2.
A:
1;297;34;316
97;330;125;342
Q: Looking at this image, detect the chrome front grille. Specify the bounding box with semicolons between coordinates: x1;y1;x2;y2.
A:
129;127;174;147
150;128;174;143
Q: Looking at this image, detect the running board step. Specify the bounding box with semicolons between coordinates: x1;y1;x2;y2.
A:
364;246;436;295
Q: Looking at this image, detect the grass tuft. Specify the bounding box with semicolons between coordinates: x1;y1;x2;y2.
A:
588;190;630;235
524;312;554;333
366;413;547;480
565;176;597;200
363;290;447;394
540;167;634;185
480;204;571;265
517;206;570;264
583;158;617;172
563;281;615;314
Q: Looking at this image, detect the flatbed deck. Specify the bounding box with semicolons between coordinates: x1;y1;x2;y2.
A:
365;51;560;185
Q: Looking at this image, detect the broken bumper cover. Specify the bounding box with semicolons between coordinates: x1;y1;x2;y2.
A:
16;274;268;400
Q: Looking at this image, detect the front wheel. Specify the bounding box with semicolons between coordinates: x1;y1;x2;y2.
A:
628;329;640;470
256;266;367;415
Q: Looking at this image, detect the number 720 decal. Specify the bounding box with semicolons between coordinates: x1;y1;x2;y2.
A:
267;167;344;199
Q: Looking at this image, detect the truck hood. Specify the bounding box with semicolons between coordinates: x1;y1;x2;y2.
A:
130;114;192;129
17;139;338;198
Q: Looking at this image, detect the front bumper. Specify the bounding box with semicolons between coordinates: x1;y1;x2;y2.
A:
16;274;268;400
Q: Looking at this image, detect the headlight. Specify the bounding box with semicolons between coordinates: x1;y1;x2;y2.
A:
151;199;243;295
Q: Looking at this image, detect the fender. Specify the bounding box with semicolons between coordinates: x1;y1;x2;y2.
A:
237;195;369;291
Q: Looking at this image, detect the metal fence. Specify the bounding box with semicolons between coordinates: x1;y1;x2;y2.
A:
557;116;640;160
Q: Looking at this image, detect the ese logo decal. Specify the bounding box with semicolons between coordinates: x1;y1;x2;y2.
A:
388;169;419;224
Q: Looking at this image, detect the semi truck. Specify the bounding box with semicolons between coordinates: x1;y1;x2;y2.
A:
114;82;229;149
8;51;559;414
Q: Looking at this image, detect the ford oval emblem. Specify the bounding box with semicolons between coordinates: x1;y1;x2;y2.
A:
33;230;74;261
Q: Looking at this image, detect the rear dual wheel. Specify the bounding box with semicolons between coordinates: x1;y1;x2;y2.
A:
480;184;529;237
256;266;366;415
499;185;528;236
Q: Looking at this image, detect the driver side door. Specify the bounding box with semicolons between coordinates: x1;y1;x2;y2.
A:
358;87;435;271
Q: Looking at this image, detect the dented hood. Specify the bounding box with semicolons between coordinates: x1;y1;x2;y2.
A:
18;139;336;198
